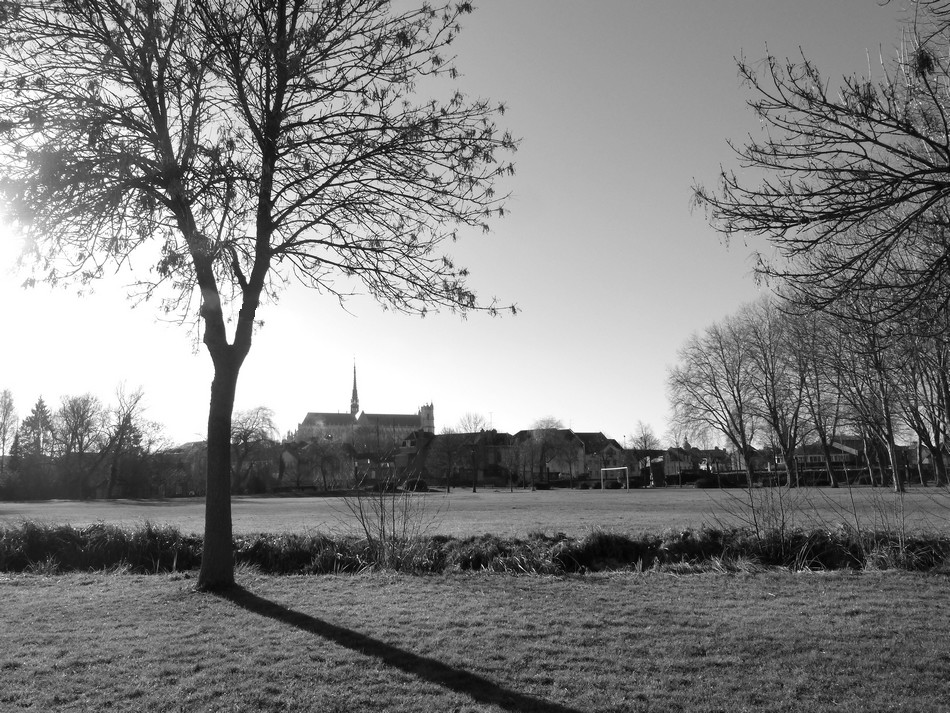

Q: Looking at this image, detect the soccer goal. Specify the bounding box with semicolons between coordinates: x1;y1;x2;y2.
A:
600;466;629;490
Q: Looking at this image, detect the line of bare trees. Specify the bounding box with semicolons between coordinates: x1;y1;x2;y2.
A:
668;293;950;492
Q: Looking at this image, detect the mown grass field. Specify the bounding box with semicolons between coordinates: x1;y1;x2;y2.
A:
2;486;950;537
4;488;950;711
3;569;949;712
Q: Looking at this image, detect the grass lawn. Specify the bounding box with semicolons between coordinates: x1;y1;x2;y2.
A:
2;486;949;537
2;570;949;712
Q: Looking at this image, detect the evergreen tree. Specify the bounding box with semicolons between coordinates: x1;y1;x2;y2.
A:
20;397;54;458
8;431;21;474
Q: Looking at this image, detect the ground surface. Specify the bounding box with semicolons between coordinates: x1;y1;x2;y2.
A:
2;570;948;712
2;486;949;537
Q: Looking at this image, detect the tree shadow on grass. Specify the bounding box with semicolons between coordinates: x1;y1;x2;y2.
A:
220;586;584;713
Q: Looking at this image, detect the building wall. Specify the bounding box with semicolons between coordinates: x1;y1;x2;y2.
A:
295;418;355;443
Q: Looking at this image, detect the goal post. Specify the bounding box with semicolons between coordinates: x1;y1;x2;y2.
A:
600;466;629;490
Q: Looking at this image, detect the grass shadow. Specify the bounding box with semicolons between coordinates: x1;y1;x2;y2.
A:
219;585;584;713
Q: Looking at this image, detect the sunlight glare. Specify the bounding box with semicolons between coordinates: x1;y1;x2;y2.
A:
0;218;24;274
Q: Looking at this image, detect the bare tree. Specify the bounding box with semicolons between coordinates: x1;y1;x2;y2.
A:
426;431;465;492
308;438;351;491
0;0;515;588
667;315;760;485
230;406;277;492
892;327;950;485
831;297;906;492
509;433;539;488
532;416;564;431
694;3;950;323
0;390;15;476
792;310;846;487
55;393;107;497
630;420;661;451
740;298;807;487
529;416;565;487
56;394;106;453
457;412;488;433
662;421;688;452
105;386;147;498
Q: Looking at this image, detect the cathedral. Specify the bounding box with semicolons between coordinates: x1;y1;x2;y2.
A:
294;365;435;450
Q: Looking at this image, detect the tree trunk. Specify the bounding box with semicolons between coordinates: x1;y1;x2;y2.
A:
932;446;949;486
744;462;754;489
471;450;478;493
916;441;927;486
197;358;240;591
106;418;129;499
884;433;905;494
817;433;838;488
783;446;799;489
537;443;546;490
863;437;878;487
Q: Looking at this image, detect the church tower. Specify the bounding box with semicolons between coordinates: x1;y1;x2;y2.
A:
350;363;360;415
418;403;435;433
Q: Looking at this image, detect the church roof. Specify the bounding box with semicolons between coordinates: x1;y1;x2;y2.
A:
357;412;421;427
300;412;356;427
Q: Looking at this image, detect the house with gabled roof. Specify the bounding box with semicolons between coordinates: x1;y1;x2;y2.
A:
575;432;624;477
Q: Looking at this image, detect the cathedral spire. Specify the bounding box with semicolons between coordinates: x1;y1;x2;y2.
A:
350;362;359;415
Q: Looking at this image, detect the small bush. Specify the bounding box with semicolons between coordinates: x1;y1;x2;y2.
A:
402;478;428;492
554;530;653;572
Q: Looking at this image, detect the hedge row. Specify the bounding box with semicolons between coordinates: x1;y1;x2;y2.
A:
2;521;949;575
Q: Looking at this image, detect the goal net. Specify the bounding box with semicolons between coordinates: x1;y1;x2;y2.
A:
599;466;629;490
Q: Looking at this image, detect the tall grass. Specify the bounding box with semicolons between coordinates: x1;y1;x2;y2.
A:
2;520;948;575
0;521;202;573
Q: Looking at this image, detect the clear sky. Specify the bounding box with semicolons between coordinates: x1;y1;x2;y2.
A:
0;0;905;446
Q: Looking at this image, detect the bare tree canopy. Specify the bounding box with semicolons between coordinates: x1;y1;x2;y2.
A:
531;416;563;431
667;314;759;481
666;292;934;492
55;393;106;457
230;405;277;490
629;420;660;451
0;0;516;589
0;390;15;475
457;411;487;433
694;1;950;320
231;406;277;445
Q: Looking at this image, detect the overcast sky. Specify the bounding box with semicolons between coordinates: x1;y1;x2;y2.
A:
0;1;906;446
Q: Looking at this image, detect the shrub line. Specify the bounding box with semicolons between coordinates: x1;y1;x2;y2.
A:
2;521;949;576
